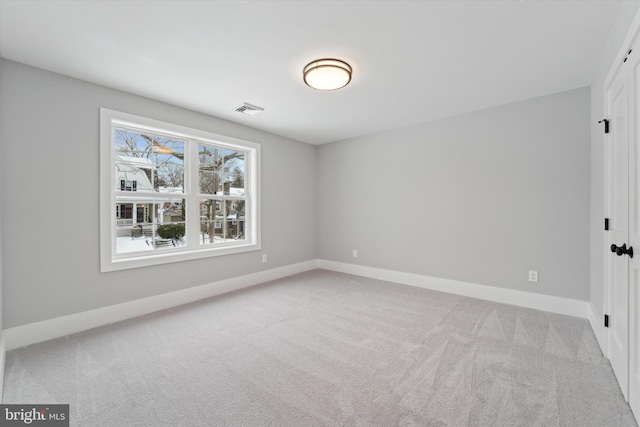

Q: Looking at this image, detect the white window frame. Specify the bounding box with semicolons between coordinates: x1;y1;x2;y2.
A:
100;108;261;272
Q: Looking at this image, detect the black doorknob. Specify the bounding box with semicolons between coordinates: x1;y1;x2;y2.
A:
611;243;634;258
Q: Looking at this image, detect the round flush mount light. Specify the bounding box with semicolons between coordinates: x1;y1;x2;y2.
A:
303;58;352;91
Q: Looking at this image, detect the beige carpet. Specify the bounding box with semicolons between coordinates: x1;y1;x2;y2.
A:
3;269;637;426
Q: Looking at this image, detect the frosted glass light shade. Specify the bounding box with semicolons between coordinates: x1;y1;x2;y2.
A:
303;59;352;91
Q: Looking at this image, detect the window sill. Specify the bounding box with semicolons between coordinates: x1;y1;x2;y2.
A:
101;242;261;272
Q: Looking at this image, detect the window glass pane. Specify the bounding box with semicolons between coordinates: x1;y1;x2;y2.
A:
226;199;245;216
197;145;247;196
116;197;186;253
198;145;222;171
116;203;134;226
115;129;185;193
115;198;153;254
225;221;245;241
199;199;224;245
223;150;245;196
157;163;184;194
156;199;187;248
228;174;245;196
116;230;154;254
199;171;217;195
225;200;246;241
154;222;186;250
152;138;184;192
219;174;232;196
198;145;225;195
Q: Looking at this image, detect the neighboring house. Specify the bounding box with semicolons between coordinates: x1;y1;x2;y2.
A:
114;155;183;238
116;155;243;242
199;188;246;242
115;155;154;193
200;209;245;241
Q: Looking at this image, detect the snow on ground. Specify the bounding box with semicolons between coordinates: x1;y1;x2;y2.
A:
116;236;154;253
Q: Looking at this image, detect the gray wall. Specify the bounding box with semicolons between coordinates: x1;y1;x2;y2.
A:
3;14;629;328
590;3;640;319
0;60;317;329
0;57;3;335
318;88;590;301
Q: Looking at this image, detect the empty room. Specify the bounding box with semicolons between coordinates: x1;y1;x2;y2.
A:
1;0;640;425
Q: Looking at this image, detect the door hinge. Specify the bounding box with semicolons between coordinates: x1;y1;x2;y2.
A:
624;49;633;63
605;218;609;230
605;314;610;328
598;119;610;134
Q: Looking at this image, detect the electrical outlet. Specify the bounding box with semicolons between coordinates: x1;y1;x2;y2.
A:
528;270;539;283
262;254;268;263
353;249;358;258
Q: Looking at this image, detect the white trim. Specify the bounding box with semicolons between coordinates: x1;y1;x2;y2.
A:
100;108;262;272
588;302;609;358
318;260;588;318
604;10;640;90
600;9;640;413
601;9;640;351
4;260;317;351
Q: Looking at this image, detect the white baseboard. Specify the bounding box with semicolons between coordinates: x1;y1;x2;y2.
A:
318;259;589;318
4;260;318;351
588;302;608;358
4;258;592;352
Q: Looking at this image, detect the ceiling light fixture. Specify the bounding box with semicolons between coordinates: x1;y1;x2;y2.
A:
303;58;352;91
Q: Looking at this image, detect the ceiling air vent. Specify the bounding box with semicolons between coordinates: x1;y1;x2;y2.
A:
235;103;264;116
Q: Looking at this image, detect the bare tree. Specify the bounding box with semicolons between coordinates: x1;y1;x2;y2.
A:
198;148;245;242
164;163;184;188
115;130;185;189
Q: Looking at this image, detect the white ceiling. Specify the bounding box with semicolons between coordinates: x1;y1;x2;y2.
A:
0;0;624;145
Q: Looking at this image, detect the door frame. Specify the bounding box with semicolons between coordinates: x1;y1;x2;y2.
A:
602;11;640;358
602;9;640;418
604;60;630;398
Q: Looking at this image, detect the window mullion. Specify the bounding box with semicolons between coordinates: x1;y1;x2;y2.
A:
186;139;200;247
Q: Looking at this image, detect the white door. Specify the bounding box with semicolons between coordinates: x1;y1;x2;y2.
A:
628;39;640;418
606;36;640;417
607;59;630;400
